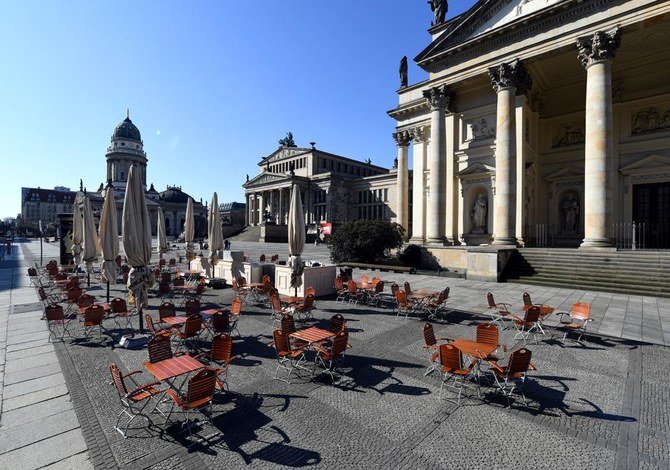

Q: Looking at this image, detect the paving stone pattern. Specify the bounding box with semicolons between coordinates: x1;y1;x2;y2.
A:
3;239;670;469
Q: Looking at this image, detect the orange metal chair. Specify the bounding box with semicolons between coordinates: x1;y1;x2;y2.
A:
314;330;349;382
423;323;450;376
272;329;307;383
146;313;172;338
509;306;542;343
293;294;315;322
159;302;176;321
487;292;512;328
487;348;536;407
110;363;161;438
184;298;201;316
228;298;242;336
558;302;593;342
164;368;218;435
475;323;500;362
110;297;135;330
44;304;72;342
329;314;346;334
438;343;477;404
82;305;106;339
174;314;203;351
147;334;177;363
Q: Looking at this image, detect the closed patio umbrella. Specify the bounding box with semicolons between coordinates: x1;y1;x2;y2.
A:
288;184;305;295
71;194;83;272
157;208;168;259
208;192;223;268
122;165;154;333
82;195;101;287
99;186;119;302
185;197;195;261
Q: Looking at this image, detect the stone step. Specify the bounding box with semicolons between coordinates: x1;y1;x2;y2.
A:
506;277;670;297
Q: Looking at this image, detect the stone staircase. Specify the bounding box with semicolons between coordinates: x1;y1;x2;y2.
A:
231;225;262;242
503;248;670;297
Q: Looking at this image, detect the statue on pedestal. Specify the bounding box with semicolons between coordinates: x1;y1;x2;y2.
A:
428;0;448;26
562;193;579;233
470;193;487;233
399;56;408;88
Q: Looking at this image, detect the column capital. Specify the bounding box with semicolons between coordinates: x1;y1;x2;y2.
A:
576;27;621;69
422;84;454;112
411;126;429;143
392;130;412;147
489;59;532;95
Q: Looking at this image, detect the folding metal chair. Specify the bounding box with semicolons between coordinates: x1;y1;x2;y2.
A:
110;363;162;438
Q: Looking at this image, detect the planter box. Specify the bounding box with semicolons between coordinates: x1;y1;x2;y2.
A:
274;265;337;297
213;260;263;284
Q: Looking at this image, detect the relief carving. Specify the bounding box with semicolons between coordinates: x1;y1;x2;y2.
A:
552;122;585;148
631;108;670;135
466;118;496;141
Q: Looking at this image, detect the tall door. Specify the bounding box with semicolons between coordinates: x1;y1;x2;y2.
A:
633;182;670;249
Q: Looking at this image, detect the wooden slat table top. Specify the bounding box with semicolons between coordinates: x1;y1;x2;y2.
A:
172;285;196;290
162;316;188;326
451;339;498;359
144;355;204;381
290;327;335;344
78;303;111;315
280;296;303;304
200;308;223;316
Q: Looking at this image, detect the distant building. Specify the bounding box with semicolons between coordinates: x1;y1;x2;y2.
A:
21;187;76;233
243;145;410;234
219;202;246;226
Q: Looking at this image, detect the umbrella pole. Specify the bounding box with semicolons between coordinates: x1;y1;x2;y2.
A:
106;281;110;303
87;272;90;288
138;305;144;334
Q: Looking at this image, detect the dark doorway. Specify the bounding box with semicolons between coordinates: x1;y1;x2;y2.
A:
633;182;670;248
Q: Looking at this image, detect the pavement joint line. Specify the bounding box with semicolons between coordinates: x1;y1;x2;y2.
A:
0;426;79;457
34;450;91;470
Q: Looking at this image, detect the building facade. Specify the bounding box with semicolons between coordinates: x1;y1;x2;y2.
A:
389;0;670;251
243;145;409;235
20;187;76;234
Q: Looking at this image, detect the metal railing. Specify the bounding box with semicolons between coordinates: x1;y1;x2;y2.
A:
612;222;647;250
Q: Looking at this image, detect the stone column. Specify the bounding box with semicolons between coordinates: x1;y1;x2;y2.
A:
393;130;412;239
278;188;283;225
245;194;250;226
422;84;453;244
258;192;265;225
410;127;428;243
577;28;620;248
489;59;531;245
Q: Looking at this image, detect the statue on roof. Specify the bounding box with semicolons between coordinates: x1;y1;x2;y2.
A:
428;0;448;26
399;56;408;88
278;132;297;148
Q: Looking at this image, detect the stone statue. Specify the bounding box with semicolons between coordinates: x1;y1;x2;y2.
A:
278;132;296;148
562;193;579;232
470;193;487;233
399;56;408;88
428;0;448;26
246;174;249;182
393;157;398;169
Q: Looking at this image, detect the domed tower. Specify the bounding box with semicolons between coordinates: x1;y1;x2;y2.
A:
106;111;148;195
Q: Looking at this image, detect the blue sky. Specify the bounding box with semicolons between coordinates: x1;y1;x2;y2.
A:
0;0;472;218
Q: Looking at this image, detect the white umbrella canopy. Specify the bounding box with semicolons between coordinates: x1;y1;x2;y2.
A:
157;208;168;258
208;192;223;266
288;184;305;291
71;194;84;268
122;165;154;322
99;187;119;284
185;197;195;261
81;195;101;275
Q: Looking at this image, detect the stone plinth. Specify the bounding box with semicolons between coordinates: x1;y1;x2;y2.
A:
213;260;263;284
260;225;288;243
466;246;515;282
274;265;337;297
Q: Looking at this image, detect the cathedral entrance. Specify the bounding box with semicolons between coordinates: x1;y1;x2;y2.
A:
633;182;670;249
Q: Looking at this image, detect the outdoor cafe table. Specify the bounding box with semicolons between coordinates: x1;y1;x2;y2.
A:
451;338;498;360
162;312;213;327
409;290;439;299
144;355;205;400
290;327;336;347
78;303;111;315
280;296;303;305
172;285;196;292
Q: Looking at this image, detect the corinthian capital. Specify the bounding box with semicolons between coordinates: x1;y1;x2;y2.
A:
411;126;428;143
392;130;412;147
576;27;621;69
489;59;532;95
423;84;454;111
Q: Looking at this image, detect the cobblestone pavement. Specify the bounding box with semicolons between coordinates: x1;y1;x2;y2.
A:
8;239;670;469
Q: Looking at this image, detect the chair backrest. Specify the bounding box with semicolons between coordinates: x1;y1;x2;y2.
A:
435;290;448;304
442;287;450;299
67;287;83;301
374;281;384;293
347;280;357;294
329;314;346;333
360;275;369;284
210;333;233;362
230;297;242;316
153;268;161;279
334;276;344;291
506;348;532;376
301;294;315;310
147;335;173;363
273;329;290;355
84;305;105;326
183;314;203;336
161;272;171;283
211;311;230;332
524;306;541;323
76;294;95;308
169;258;176;266
391;283;399;295
110;298;127;313
159;281;171;295
232;280;240;293
173;277;185;287
159;302;176;320
423;323;437;347
38;287;48;301
522;292;532;307
146;313;160;335
186;369;217;405
487;292;496;308
45;304;65;322
54;272;67;281
270;294;283;313
260;254;266;262
109;363;128;396
28;267;38;277
194;284;205;295
439;343;462;370
403;281;412;294
185;298;201;315
121;265;130;274
305;287;316;297
396;289;408;306
476;323;499;346
65;278;78;290
572;302;591;321
115;255;122;267
237;276;247;286
281;315;296;335
331;331;349;359
159;258;166;267
262;275;271;284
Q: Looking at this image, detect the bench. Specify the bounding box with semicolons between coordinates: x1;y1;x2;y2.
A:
339;262;415;274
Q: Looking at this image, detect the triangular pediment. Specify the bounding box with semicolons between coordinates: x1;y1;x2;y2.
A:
416;0;568;70
259;147;311;165
620;155;670;175
457;162;495;178
545;166;583;182
244;172;290;188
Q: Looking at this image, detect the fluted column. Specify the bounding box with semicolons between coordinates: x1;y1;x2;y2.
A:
423;84;453;244
577;28;620;248
245;194;250;225
410;126;428;243
278;188;283;225
393;130;412;239
489;60;531;245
